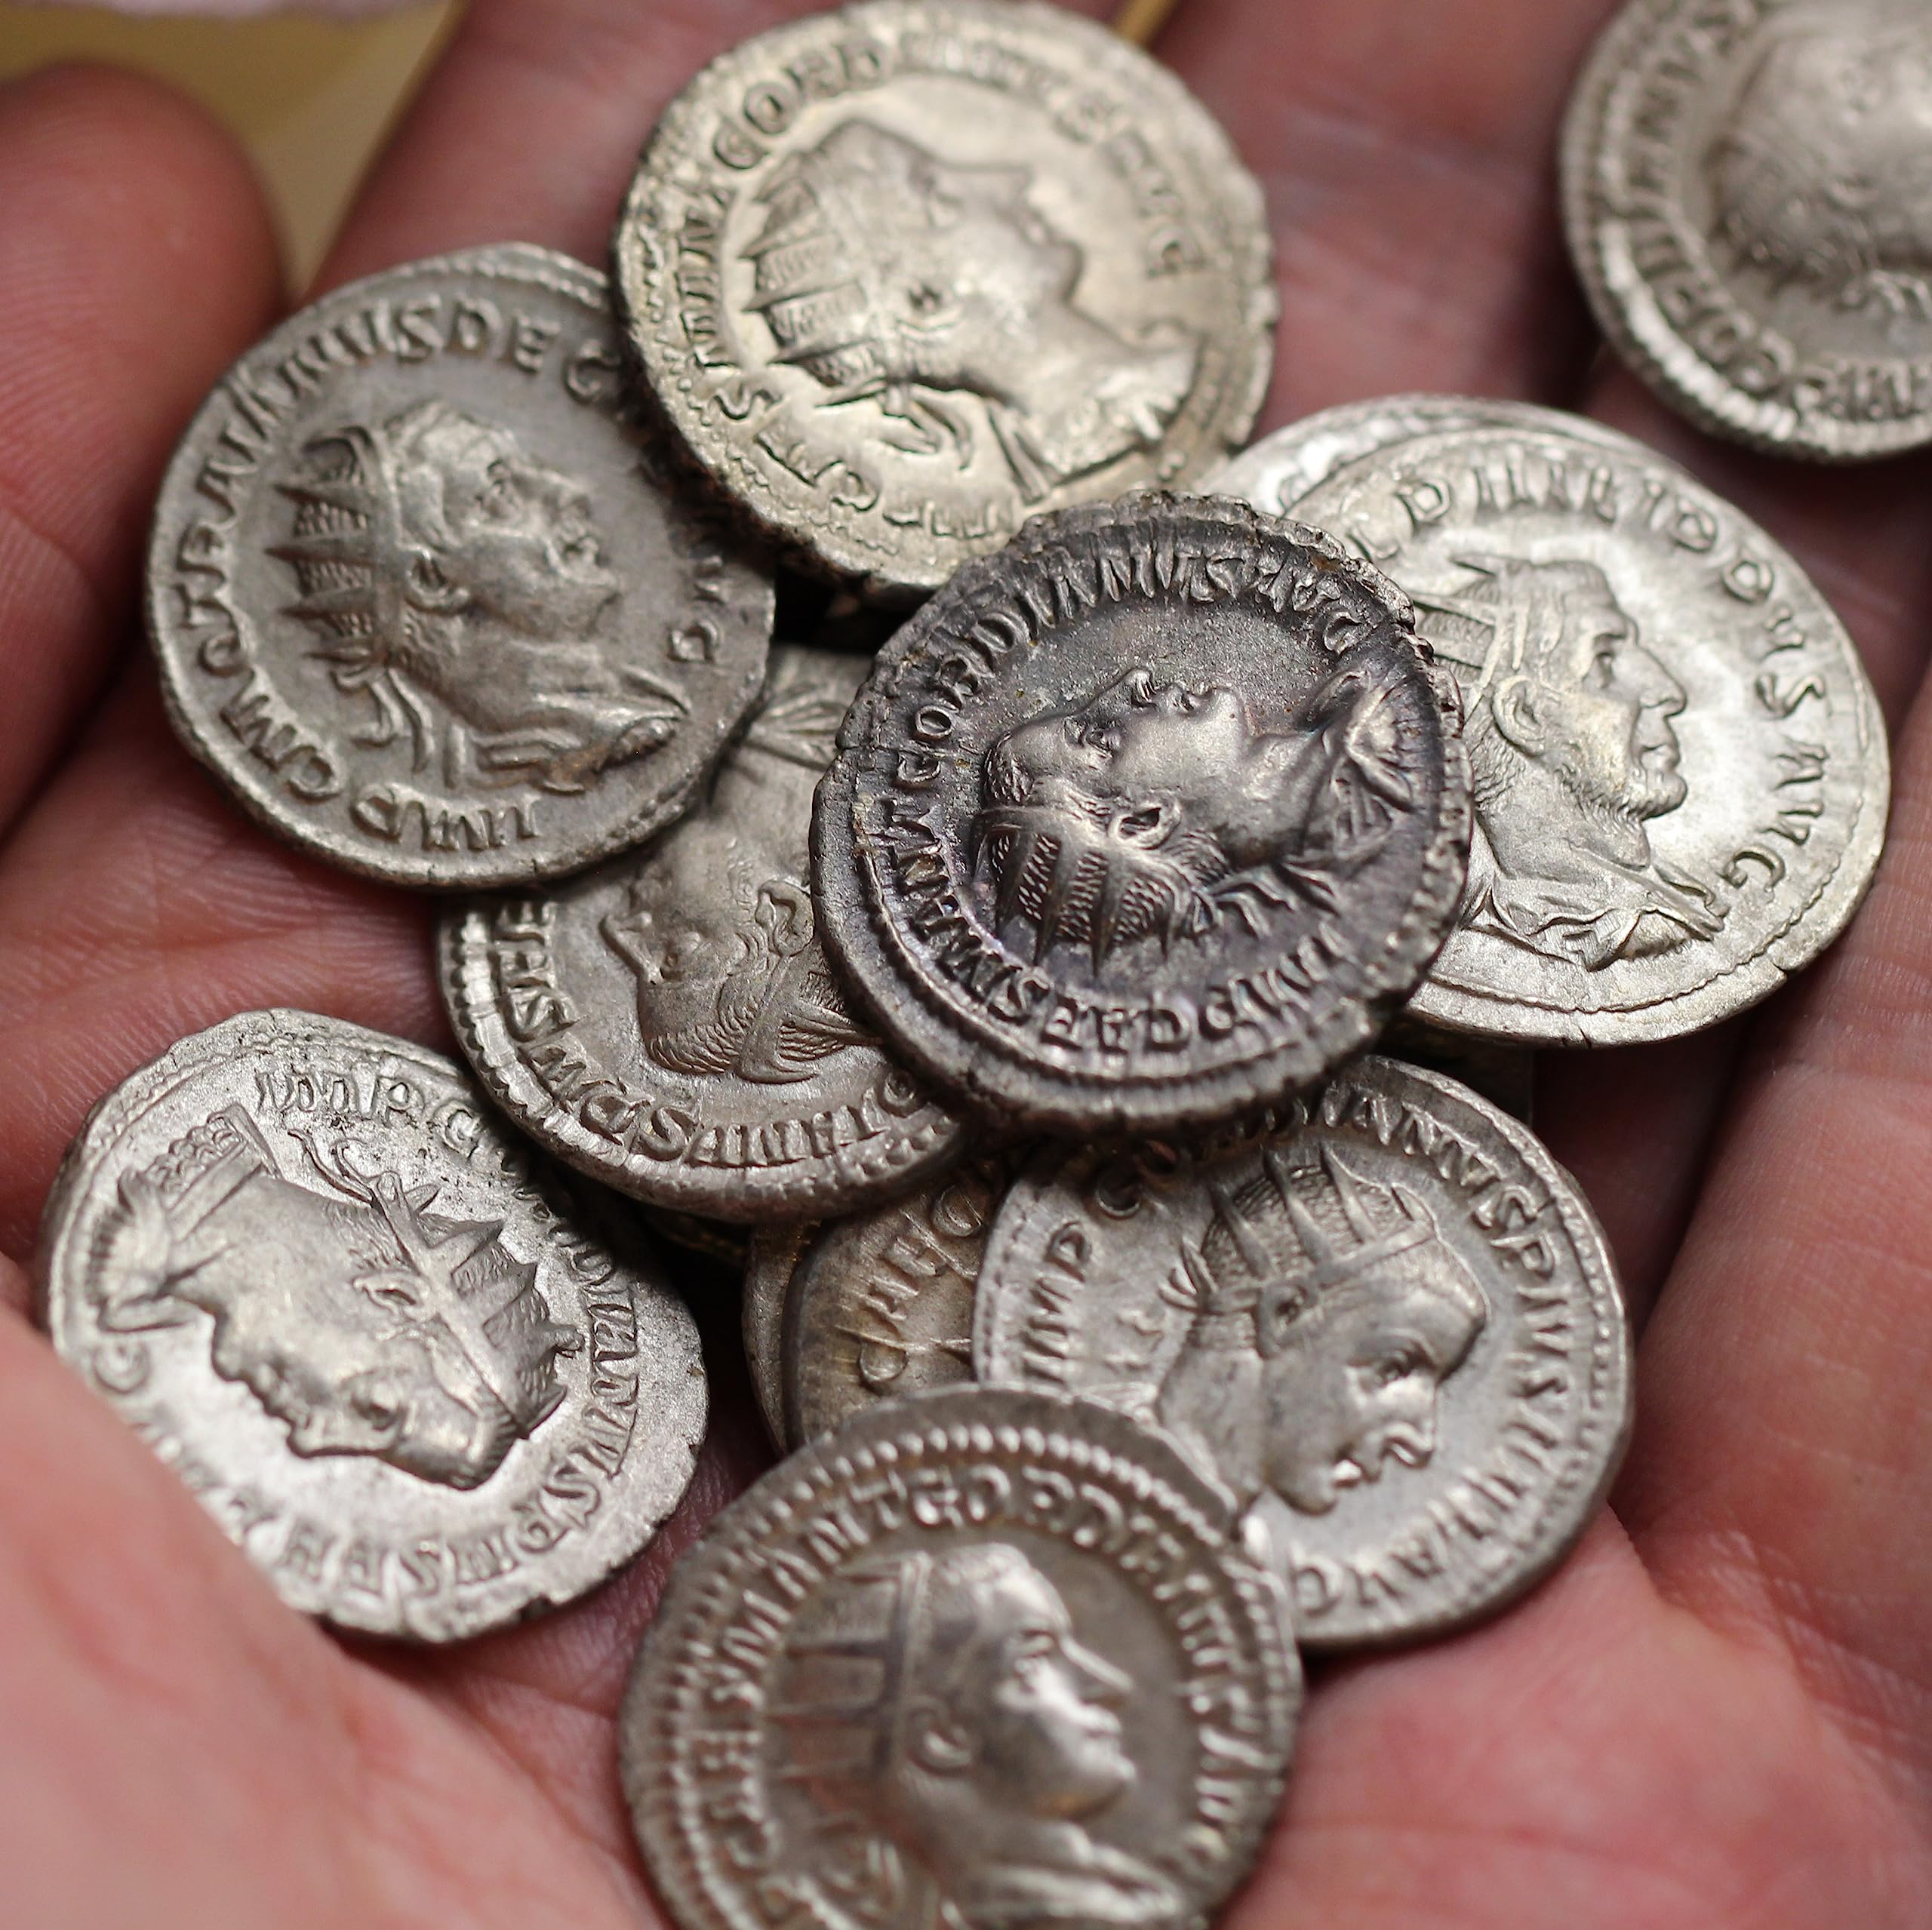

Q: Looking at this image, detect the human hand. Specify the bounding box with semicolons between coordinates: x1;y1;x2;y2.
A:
0;2;1925;1923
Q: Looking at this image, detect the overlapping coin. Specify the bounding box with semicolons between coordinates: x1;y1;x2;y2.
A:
974;1056;1632;1649
441;647;965;1221
814;494;1471;1133
36;1010;706;1640
621;1385;1298;1930
613;0;1275;597
148;244;774;887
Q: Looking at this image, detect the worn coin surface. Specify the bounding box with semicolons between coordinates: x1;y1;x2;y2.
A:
814;494;1469;1133
148;244;774;887
1564;0;1932;460
36;1010;706;1641
975;1056;1631;1649
1293;419;1889;1043
621;1384;1299;1930
742;1220;804;1447
443;647;966;1220
614;0;1275;598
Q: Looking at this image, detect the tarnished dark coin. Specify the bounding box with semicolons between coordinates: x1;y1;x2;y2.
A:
1564;0;1932;459
443;647;966;1221
813;495;1470;1134
974;1056;1632;1649
1293;420;1889;1043
35;1010;706;1641
613;0;1275;598
620;1385;1299;1930
148;244;773;887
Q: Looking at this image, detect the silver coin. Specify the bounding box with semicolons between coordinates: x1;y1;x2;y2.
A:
1203;393;1640;518
813;494;1470;1134
35;1010;706;1641
742;1219;804;1448
1563;0;1932;461
613;0;1275;599
147;244;774;887
442;647;967;1221
1292;419;1889;1043
975;1056;1631;1649
620;1384;1299;1930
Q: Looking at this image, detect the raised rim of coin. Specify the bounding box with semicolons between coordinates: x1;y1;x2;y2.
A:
35;1008;706;1642
813;493;1471;1133
743;1219;808;1447
1561;0;1932;463
612;0;1276;598
620;1384;1299;1930
147;242;774;887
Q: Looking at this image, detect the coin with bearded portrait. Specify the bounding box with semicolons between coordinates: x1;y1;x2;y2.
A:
441;647;966;1222
146;244;774;887
1291;419;1889;1043
35;1010;707;1641
620;1384;1298;1930
974;1056;1632;1649
612;0;1275;598
1564;0;1932;459
812;494;1469;1135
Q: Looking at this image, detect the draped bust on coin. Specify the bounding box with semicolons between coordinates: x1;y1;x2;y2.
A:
1564;0;1932;459
35;1010;706;1640
147;244;774;887
621;1385;1298;1930
1291;419;1888;1043
443;647;964;1221
814;495;1469;1133
974;1057;1632;1648
613;0;1275;598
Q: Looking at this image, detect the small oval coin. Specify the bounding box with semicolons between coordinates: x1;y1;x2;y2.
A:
1293;419;1889;1043
814;494;1470;1134
974;1056;1632;1649
148;244;774;887
614;0;1275;598
621;1384;1299;1930
36;1010;706;1641
1563;0;1932;460
443;647;966;1221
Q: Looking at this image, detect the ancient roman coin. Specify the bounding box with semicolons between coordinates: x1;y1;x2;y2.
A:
1293;419;1889;1043
741;1221;802;1448
1564;0;1932;460
975;1056;1631;1649
441;647;967;1220
147;244;774;888
613;0;1275;598
35;1010;707;1641
1204;393;1640;518
813;495;1470;1135
620;1385;1299;1930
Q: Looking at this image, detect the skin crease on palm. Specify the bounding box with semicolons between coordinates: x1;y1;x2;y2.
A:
0;0;1928;1921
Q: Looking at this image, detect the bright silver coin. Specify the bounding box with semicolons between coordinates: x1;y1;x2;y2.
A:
974;1056;1632;1649
620;1384;1298;1930
813;494;1469;1133
613;0;1275;598
147;244;774;887
1292;419;1889;1044
443;647;965;1221
36;1010;706;1641
1563;0;1932;459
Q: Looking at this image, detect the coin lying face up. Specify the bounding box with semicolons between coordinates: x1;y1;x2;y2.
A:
36;1010;707;1641
614;0;1275;598
975;1056;1632;1649
1292;417;1888;1043
442;647;964;1221
621;1384;1298;1930
148;244;774;887
814;494;1470;1134
1564;0;1932;460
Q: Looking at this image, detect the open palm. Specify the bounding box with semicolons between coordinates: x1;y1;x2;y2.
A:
1;2;1927;1923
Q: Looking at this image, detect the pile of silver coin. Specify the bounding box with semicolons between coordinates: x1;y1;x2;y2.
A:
35;0;1903;1919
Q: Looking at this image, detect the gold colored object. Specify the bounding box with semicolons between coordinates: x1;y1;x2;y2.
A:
1112;0;1186;47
